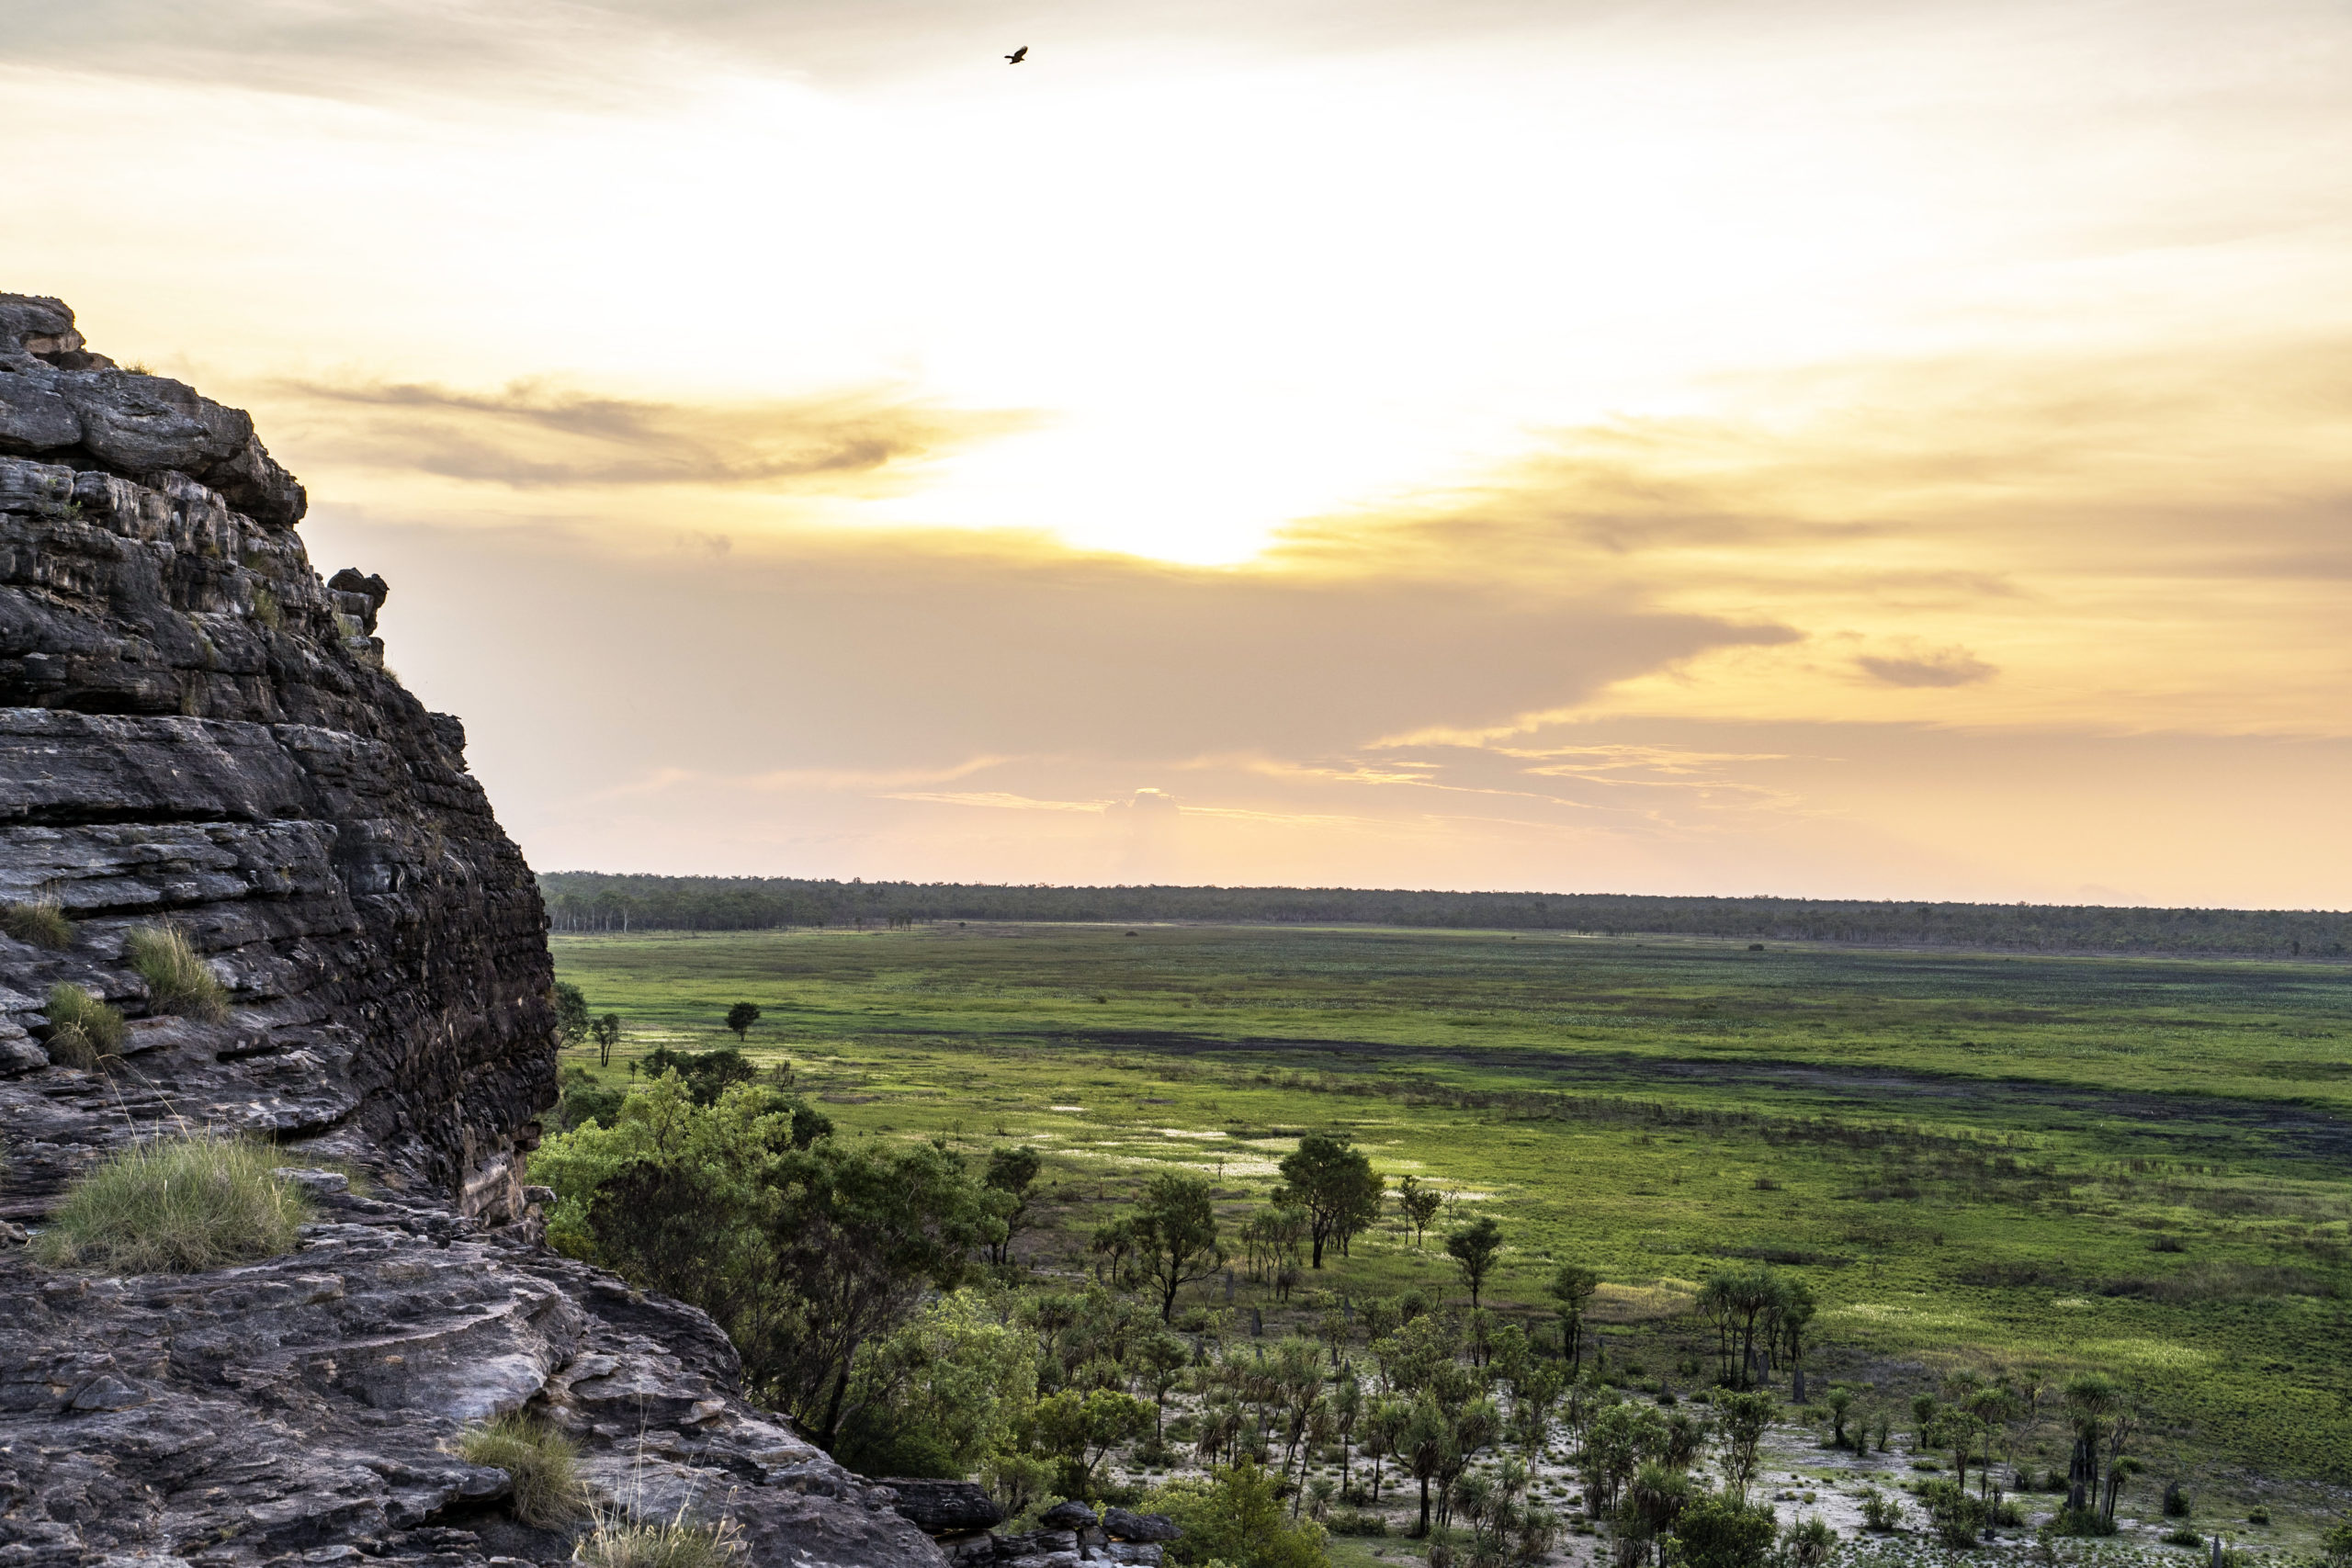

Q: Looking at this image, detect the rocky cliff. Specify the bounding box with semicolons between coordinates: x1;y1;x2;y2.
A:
0;296;943;1568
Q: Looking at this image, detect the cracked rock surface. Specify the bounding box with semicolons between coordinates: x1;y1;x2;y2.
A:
0;297;943;1568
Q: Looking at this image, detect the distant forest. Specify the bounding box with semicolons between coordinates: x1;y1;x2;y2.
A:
537;872;2351;959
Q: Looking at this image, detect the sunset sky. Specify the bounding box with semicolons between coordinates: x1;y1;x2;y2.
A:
6;0;2349;906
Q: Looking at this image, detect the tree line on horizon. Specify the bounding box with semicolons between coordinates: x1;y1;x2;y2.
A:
536;872;2352;959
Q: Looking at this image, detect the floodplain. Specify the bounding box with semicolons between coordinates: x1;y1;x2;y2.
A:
548;922;2352;1553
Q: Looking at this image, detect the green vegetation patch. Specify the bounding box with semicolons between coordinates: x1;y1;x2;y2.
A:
548;925;2352;1505
34;1133;312;1273
44;981;126;1068
572;1511;742;1568
126;925;230;1021
4;899;74;949
458;1412;582;1528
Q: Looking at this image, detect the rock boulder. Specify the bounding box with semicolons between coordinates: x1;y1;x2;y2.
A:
0;296;941;1568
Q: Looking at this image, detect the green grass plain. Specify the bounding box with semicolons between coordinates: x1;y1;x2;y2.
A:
549;924;2352;1518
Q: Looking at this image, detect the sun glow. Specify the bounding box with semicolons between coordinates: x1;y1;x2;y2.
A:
6;0;2350;899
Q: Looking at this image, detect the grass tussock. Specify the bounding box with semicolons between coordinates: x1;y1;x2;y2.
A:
458;1413;583;1528
572;1506;743;1568
4;899;74;949
32;1132;312;1274
45;982;126;1068
126;925;231;1021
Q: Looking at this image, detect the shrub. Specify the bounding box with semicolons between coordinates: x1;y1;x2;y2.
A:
2052;1507;2119;1538
2247;1507;2271;1526
573;1506;743;1568
556;1067;628;1133
1860;1491;1904;1532
33;1133;311;1272
2321;1517;2352;1568
459;1412;582;1528
1671;1494;1780;1568
1917;1481;1987;1548
45;982;127;1067
4;899;74;949
1145;1461;1329;1568
2162;1527;2208;1550
126;926;230;1021
1328;1507;1389;1537
641;1044;756;1107
2164;1482;2192;1517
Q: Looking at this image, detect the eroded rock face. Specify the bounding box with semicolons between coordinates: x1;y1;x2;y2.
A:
0;1182;938;1568
0;298;943;1568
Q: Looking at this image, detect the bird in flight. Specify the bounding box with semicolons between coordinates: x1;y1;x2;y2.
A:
1005;45;1028;63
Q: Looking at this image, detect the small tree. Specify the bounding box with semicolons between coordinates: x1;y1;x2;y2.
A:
1549;1262;1600;1369
554;982;591;1047
1825;1386;1855;1450
725;1001;763;1040
1273;1132;1382;1269
1029;1387;1154;1495
983;1145;1043;1266
1714;1390;1777;1505
1398;1392;1455;1537
1446;1214;1504;1306
1396;1174;1444;1247
590;1012;622;1066
1671;1492;1779;1568
1131;1171;1224;1321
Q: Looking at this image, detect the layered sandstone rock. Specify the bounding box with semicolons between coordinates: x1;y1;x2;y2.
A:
0;297;941;1568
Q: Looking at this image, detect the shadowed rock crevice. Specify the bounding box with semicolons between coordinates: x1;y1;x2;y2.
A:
0;296;944;1568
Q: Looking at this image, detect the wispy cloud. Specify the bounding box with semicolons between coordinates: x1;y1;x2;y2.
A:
1857;649;1997;688
277;377;1031;491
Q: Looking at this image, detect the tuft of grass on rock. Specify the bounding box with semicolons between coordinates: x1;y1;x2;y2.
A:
45;982;126;1068
459;1412;583;1528
4;899;74;949
32;1132;311;1273
126;925;231;1021
572;1506;743;1568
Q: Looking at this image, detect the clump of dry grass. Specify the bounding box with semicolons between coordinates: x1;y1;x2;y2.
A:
126;925;230;1021
44;982;126;1069
459;1412;584;1528
572;1504;743;1568
3;900;74;949
32;1132;311;1273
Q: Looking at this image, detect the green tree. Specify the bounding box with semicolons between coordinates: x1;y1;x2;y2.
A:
726;1000;763;1040
1028;1387;1154;1496
983;1145;1044;1266
1396;1174;1443;1247
1147;1460;1330;1568
642;1044;757;1106
537;1077;1005;1451
1825;1386;1854;1450
1776;1275;1818;1398
1131;1171;1224;1322
553;981;591;1047
1444;1214;1504;1306
1397;1392;1455;1537
1713;1390;1777;1506
1273;1132;1383;1269
1670;1492;1779;1568
1134;1329;1194;1443
833;1289;1038;1478
1549;1262;1600;1370
589;1012;622;1066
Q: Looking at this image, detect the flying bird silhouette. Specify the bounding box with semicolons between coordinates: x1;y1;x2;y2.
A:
1005;45;1028;63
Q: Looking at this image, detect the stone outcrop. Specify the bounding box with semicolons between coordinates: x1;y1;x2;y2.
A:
932;1502;1177;1568
0;297;942;1568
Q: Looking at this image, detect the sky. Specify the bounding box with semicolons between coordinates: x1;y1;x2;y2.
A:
4;0;2349;907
